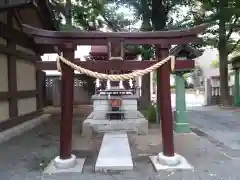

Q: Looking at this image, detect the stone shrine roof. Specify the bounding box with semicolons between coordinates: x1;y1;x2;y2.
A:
170;44;202;58
90;46;140;56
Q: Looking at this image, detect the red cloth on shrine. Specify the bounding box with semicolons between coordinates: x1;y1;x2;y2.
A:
109;99;121;107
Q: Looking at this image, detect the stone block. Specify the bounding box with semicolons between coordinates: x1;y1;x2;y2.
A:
0;114;51;144
94;104;108;111
122;99;137;105
44;158;85;174
149;153;193;172
81;112;148;136
82;122;93;137
136;118;148;135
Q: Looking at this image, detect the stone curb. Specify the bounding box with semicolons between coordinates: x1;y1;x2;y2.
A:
0;114;51;144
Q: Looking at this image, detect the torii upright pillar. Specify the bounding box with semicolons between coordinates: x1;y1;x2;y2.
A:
53;45;77;169
156;45;175;157
152;45;194;170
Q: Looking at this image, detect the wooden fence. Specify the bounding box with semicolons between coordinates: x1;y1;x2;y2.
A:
45;76;92;106
210;86;234;105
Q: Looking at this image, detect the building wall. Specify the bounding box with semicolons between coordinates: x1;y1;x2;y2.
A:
0;37;9;120
0;11;42;130
16;45;37;116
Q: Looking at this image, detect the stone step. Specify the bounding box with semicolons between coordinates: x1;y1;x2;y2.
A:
95;132;133;172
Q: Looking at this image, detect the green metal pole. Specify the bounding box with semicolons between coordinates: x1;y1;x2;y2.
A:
174;72;190;133
233;68;240;106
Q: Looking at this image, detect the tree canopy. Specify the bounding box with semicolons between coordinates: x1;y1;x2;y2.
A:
49;0;240;106
49;0;135;31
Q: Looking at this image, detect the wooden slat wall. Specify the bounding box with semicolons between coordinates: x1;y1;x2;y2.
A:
0;10;43;131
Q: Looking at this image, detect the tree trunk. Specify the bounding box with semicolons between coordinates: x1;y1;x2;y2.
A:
139;0;168;109
65;0;72;26
139;44;152;109
139;74;151;109
151;0;167;30
139;0;152;109
218;0;230;106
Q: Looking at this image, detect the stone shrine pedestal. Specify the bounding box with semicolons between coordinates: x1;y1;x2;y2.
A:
82;90;148;136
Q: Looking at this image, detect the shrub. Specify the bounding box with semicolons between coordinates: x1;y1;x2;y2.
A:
146;104;157;123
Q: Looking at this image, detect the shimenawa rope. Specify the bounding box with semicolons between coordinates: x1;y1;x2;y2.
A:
56;55;175;81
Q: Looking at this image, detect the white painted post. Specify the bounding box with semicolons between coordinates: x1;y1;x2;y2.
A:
119;80;124;88
129;79;133;88
96;79;100;88
107;80;111;89
150;72;153;100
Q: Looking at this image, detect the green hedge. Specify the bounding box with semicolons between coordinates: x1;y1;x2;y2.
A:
142;104;157;123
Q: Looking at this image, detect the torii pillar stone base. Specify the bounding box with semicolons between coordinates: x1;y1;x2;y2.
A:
150;153;193;172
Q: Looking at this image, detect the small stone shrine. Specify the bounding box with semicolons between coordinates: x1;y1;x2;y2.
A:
82;45;148;136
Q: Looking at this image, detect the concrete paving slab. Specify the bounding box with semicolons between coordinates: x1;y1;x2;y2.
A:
95;132;133;172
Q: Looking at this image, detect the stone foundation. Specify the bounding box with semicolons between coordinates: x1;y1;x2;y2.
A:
82;111;148;136
82;93;148;136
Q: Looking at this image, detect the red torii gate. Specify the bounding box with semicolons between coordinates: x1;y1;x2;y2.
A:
22;24;208;167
